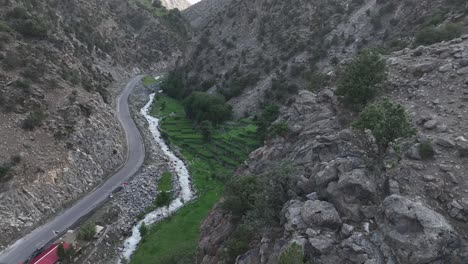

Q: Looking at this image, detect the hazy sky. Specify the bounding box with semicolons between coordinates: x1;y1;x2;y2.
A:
188;0;200;3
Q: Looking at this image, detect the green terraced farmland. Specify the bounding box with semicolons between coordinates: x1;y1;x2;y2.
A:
130;93;261;264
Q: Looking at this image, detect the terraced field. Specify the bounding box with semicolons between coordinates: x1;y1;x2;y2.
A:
130;94;261;263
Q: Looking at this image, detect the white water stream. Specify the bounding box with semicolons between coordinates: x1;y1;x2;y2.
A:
120;92;194;260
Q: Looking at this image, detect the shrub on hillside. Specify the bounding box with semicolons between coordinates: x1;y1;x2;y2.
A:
279;243;304;264
0;164;11;182
223;224;255;263
183;92;232;124
419;141;435;159
353;98;415;153
22;110;47;131
222;175;260;217
267;122;289;138
13;17;48;38
336;50;386;110
415;23;462;45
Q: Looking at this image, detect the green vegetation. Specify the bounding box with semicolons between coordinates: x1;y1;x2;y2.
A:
223;224;255;262
142;76;157;86
268;122;289;139
0;21;12;32
139;222;148;238
415;23;462;46
279;243;305;264
222;166;296;262
13;17;48;38
159;172;172;192
77;222;96;241
184;92;232;124
22;110;46;131
136;172;173;220
161;71;185;99
154;191;172;207
353;98;415;153
336;50;386;110
0;164;11;182
419;141;435;159
257;103;280;139
130;94;261;263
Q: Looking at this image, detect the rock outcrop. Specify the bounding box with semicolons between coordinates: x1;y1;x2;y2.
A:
197;41;468;261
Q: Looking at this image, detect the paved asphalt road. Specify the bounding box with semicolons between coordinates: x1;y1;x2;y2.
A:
0;76;146;264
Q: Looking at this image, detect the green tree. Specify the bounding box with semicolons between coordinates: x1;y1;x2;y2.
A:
199;120;213;141
336;50;386;110
162;71;185;99
353;98;415;154
183;92;232;124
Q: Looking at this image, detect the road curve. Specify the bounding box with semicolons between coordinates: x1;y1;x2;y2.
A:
0;76;146;264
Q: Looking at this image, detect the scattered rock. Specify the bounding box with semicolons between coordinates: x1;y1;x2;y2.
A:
301;200;342;231
423;120;438;130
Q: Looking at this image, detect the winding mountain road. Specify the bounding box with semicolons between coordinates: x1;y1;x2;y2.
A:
0;76;146;264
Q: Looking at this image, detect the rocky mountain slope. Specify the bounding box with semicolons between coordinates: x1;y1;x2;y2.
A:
0;0;188;247
179;0;468;263
181;0;467;116
197;37;468;264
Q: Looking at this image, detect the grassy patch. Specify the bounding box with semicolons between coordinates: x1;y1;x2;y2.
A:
130;94;261;263
142;76;157;86
159;172;172;192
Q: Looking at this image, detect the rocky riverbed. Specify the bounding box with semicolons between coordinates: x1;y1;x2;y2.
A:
82;79;189;264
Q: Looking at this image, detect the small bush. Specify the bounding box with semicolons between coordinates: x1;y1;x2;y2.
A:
279;243;304;264
139;222;148;237
223;224;255;263
353;98;415;153
77;222;96;241
257;103;280;139
307;72;329;92
199;120;213;142
7;7;29;19
0;21;12;32
415;23;462;45
14;17;48;38
419;141;435;159
154;191;172;207
222;176;260;217
267;122;289;138
22;110;46;131
0;164;11;182
336;50;386;110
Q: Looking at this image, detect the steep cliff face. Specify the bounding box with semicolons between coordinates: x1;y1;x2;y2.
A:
198;38;468;263
182;0;467;116
190;0;468;263
0;0;188;246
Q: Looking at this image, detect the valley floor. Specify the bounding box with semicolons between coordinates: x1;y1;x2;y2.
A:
129;93;261;263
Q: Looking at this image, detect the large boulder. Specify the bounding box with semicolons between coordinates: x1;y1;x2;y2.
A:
378;195;462;264
301;200;342;230
327;169;378;221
